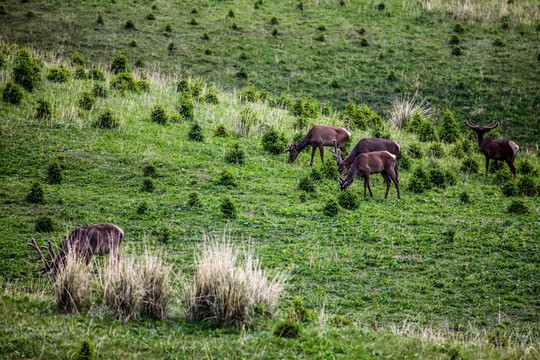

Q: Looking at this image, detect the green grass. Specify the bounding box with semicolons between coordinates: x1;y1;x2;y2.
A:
0;0;538;143
0;49;539;358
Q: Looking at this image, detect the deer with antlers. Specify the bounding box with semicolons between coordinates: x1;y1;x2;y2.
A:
464;121;519;178
27;223;123;276
336;149;401;199
283;125;350;167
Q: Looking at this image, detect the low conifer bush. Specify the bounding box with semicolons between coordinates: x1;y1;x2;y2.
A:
35;99;52;119
517;159;537;176
360;37;369;46
274;319;301;338
439;109;461;143
214;124;228;137
150;104;168;124
146;12;156;20
111;72;139;92
454;23;465;33
142;178;155;192
110;54;130;74
398;153;411;171
218;169;237;187
224;143;246;165
188;123;204;142
451;46;463;56
461;157;479;174
202;91;219;104
407;143;423;159
408;166;432;193
236;66;248;79
47;66;70;83
427;142;445;158
35;215;55;232
73;65;87;79
261;128;287;155
165;22;172;32
320;159;339;180
95;110;120;129
517;176;538;196
310;167;323;181
92;83;108;98
137;200;150;215
143;163;158;178
77;92;95;111
88;67;105;81
323;199;339;217
124;19;136;30
3;82;23;104
26;181;45;203
178;91;194;120
493;166;514;185
418;119;438;142
449;34;461;45
187;192;201;208
501;180;518;197
506;199;529;214
13;49;40;91
298;176;315;192
74;340;95;360
220;197;237;219
337;190;359;209
176;78;189;92
46;162;62;184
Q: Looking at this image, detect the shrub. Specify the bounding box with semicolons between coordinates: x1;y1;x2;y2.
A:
337;190;359;209
270;16;278;25
272;27;279;36
47;66;70;83
110;54;130;74
188;122;204;142
493;37;505;47
95;110;119;129
176;78;190;93
73;65;87;80
517;159;537;176
111;72;138;92
26;181;45;203
220;197;237;219
314;34;325;42
262;128;287;155
35;215;55;232
13;49;40;91
493;166;514;185
187;192;201;208
46;162;62;184
298;176;315;192
320;159;339;180
236;107;257;135
427;142;445;158
429;168;447;188
129;39;138;47
96;14;104;25
146;12;156;20
228;9;235;18
74;340;95;360
439;109;461;143
77;92;95;111
236;66;248;79
321;105;333;116
451;46;462;56
398;153;411;171
150;104;168;124
506;199;529;214
407;110;425;134
310;167;323;181
190;18;198;25
189;81;204;99
418;120;438;142
0;4;7;15
298;191;308;203
218;169;237;187
291;296;315;323
0;53;5;69
88;67;105;81
459;191;470;203
191;7;198;14
184;240;286;326
517;176;538;196
407;143;423;159
408;166;432;193
449;34;461;45
239;85;258;103
214;124;228;137
232;22;239;31
454;23;465;33
143;163;159;178
34;99;52;119
461;157;479;174
360;37;369;46
92;83;108;98
345;103;381;130
124;19;136;30
501;180;518;197
140;251;172;320
137;200;150;215
2;82;23;104
323;199;339;217
142;178;155;192
178;91;194;120
449;141;466;158
224;143;246;165
165;22;172;32
386;70;397;81
274;319;301;338
201;32;210;41
203;91;219;104
55;252;93;314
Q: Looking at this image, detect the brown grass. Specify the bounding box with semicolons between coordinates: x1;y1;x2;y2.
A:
54;251;93;314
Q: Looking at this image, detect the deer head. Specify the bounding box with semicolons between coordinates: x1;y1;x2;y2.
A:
27;238;61;275
283;143;300;163
338;176;350;190
464;120;499;135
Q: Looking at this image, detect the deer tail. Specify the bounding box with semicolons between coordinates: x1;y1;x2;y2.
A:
509;141;519;162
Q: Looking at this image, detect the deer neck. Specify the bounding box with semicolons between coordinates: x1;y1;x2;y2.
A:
295;137;310;152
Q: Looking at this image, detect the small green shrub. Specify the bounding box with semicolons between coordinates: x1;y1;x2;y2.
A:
46;162;62;184
236;107;257;135
386;70;397;81
202;91;219;104
178;91;194;120
449;141;466;158
408;166;432;193
26;181;45;204
77;92;95;111
429;168;447;188
110;54;130;74
236;66;248;79
297;0;304;11
142;178;155;192
201;32;210;41
146;12;156;20
398;153;411;171
13;49;41;91
314;34;325;42
218;169;238;187
451;46;463;56
317;24;327;31
228;9;235;18
214;124;228;137
321;105;333;116
320;160;339;180
232;22;239;31
165;22;172;32
220;197;237;219
274;319;301;338
137;200;150;214
224;143;245;165
88;68;105;81
35;99;52;119
506;199;529;214
517;176;538;196
239;51;248;60
459;191;470;203
501;180;518;197
360;37;369;46
298;191;308;203
272;27;279;36
310;167;323;181
493;37;505;47
449;34;461;45
190;7;198;14
129;39;138;47
71;52;86;66
261;128;287;155
188;122;204;142
291;296;315;324
239;85;258;103
418;120;438;142
454;23;465;33
73;65;87;80
94;110;120;129
439;109;461;143
47;66;70;83
337;190;359;209
461;157;479;174
330;79;341;88
0;4;7;15
176;78;190;93
167;41;175;51
270;16;278;25
298;176;315;192
189;18;198;25
517;159;537;176
35;215;55;232
187;192;201;208
407;110;425;134
407;143;423;159
111;72;138;92
73;339;95;360
427;142;445;158
3;82;23;104
92;83;108;98
124;19;136;30
493;166;514;185
96;14;104;25
143;163;158;178
150;104;168;124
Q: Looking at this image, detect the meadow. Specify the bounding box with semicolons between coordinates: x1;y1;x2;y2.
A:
0;0;539;359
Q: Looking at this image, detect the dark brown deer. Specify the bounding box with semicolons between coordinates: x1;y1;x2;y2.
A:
464;120;519;178
283;125;350;167
27;223;124;276
337;150;401;199
334;138;400;175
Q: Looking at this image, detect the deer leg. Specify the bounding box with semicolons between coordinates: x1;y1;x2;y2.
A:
310;146;317;167
506;157;517;177
319;145;325;164
366;176;374;198
485;156;490;178
387;169;401;199
363;176;368;198
382;173;391;199
495;160;500;170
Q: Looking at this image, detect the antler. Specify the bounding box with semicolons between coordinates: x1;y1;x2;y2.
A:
283;143;293;154
464;120;479;129
27;238;52;275
332;148;343;165
482;121;499;130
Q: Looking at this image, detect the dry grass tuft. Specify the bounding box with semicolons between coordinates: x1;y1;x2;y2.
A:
184;236;286;327
388;93;432;130
54;251;93;314
140;250;173;320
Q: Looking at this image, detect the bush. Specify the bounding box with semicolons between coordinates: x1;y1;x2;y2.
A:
150;104;168;124
449;34;461;45
35;215;55;232
386;70;397;81
460;191;470;203
310;167;322;181
26;181;45;203
506;199;529;214
261;128;287;155
461;157;479;174
96;14;104;25
341;102;381;130
337;190;359;209
298;191;308;203
427;142;445;158
124;19;136;30
398;153;411;171
320;159;339;180
517;176;538;196
55;252;93;314
407;110;425;134
323;199;339;217
217;169;237;187
214;124;228;137
493;166;514;185
13;49;40;91
220;197;237;219
74;340;95;360
88;67;105;81
314;34;325;42
224;143;245;165
95;110;120;129
187;192;201;208
236;66;248;79
184;240;285;326
501;180;518;197
202;91;219;104
239;85;258;103
142;178;155;192
73;65;87;80
137;200;150;215
291;296;315;323
165;22;172;32
451;46;463;56
35;99;52;119
493;37;505;47
274;319;301;338
272;27;279;36
188;122;204;142
429;168;447;188
408;166;432;193
418;119;438;142
143;163;158;178
298;176;315;192
111;72;138;92
146;12;156;20
3;82;23;104
190;81;204;99
407;143;423;159
176;78;190;93
77;92;95;111
92;83;108;98
46;162;62;184
360;37;369;46
47;66;70;83
110;54;130;74
454;23;465;33
178;91;194;120
236;107;258;135
439;109;461;143
517;159;537;176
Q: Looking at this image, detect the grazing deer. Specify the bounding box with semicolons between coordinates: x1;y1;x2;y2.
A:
334;138;400;175
337;150;401;199
27;223;123;276
283;125;350;167
464;121;519;178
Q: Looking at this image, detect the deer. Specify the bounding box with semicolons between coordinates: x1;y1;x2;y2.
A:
464;120;519;178
336;150;401;199
334;138;400;175
283;125;350;167
27;223;124;276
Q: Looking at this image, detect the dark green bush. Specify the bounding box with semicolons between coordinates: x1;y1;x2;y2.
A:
228;9;235;17
321;105;333;116
146;12;156;20
398;153;411;171
150;104;168;124
407;111;425;134
291;296;315;324
137;200;149;215
429;168;447;188
407;143;423;159
493;37;505;47
218;169;237;187
202;33;210;40
96;14;104;25
418;120;438;142
178;91;195;120
493;166;514;185
92;83;108;98
110;54;130;74
124;19;136;30
88;68;105;81
143;163;158;178
461;157;479;174
142;178;155;192
320;160;339;180
298;176;315;192
408;166;432;193
270;16;278;25
294;115;312;130
314;34;325;42
176;78;190;93
188;122;204;142
232;22;239;31
47;66;70;83
111;72;138;92
439;109;461;143
129;39;138;47
501;180;518;197
214;124;228;137
191;7;198;14
224;143;246;165
46;162;62;184
26;182;45;204
337;190;359;209
360;37;369;46
298;191;307;203
73;340;95;360
272;27;279;36
297;0;304;11
451;46;463;56
454;23;465;33
77;92;95;111
13;49;40;91
517;176;538;196
449;34;461;45
71;52;85;66
506;199;529;214
261;128;287;155
95;110;120;129
274;319;300;338
517;159;537;176
203;91;219;104
165;22;172;32
187;192;201;208
459;191;470;203
317;24;326;31
3;82;23;104
342;103;381;130
449;141;466;158
35;99;52;119
310;168;323;181
427;142;445;158
0;4;7;15
190;81;204;99
73;66;87;80
189;18;198;25
330;79;341;88
35;215;55;232
239;86;258;103
386;70;397;81
239;51;248;60
236;66;248;79
220;197;237;219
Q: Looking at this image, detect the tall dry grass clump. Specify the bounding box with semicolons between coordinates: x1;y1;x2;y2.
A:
140;250;172;320
54;251;93;314
388;93;432;130
184;238;286;327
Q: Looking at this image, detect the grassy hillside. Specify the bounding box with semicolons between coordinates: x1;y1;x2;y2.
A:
0;0;539;144
0;44;539;358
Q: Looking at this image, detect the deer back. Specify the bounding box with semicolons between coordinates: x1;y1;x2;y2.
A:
341;138;400;172
480;138;519;160
66;223;123;257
